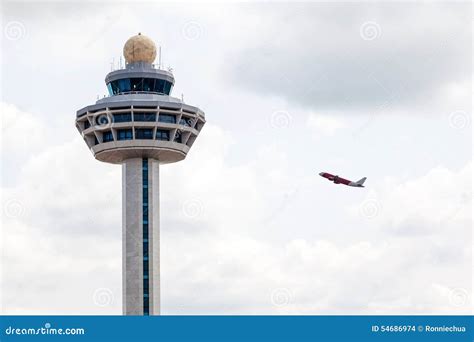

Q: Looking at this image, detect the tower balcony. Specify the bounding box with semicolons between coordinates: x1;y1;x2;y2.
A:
75;97;205;164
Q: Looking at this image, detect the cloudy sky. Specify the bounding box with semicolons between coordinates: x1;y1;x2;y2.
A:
1;1;472;315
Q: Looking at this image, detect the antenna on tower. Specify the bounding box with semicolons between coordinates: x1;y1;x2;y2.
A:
181;93;184;102
119;56;123;69
111;57;115;71
159;46;162;69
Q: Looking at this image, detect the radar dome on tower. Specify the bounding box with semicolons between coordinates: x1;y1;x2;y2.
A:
123;33;157;64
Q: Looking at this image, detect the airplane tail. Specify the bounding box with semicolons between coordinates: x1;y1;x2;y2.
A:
356;177;367;186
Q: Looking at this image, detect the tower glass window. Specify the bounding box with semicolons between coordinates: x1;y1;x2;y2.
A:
135;128;153;139
174;131;182;143
134;113;156;122
107;83;113;96
118;79;131;93
153;79;172;94
164;81;172;95
113;113;132;123
154;79;165;93
159;114;176;124
107;78;173;95
143;78;155;92
117;129;133;140
142;158;150;315
110;82;119;95
131;78;144;91
179;117;193;127
102;131;113;142
156;130;170;141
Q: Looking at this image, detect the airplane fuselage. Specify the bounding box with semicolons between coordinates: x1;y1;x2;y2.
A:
319;172;365;188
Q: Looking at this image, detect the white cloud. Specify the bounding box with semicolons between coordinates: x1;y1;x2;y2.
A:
351;163;472;233
1;103;470;315
1;102;47;157
307;113;346;136
163;232;471;314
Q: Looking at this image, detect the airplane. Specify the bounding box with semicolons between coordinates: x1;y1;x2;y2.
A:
319;172;367;188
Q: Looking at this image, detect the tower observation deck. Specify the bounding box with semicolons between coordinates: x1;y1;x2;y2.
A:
75;33;206;315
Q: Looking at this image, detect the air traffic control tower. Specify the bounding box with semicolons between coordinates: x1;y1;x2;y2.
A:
75;33;206;315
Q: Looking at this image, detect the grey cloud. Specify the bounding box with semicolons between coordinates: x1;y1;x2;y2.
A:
226;3;471;112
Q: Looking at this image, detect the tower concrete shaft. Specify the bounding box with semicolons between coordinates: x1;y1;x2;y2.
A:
122;158;160;315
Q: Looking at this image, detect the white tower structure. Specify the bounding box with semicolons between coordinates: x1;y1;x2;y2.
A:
75;33;205;315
